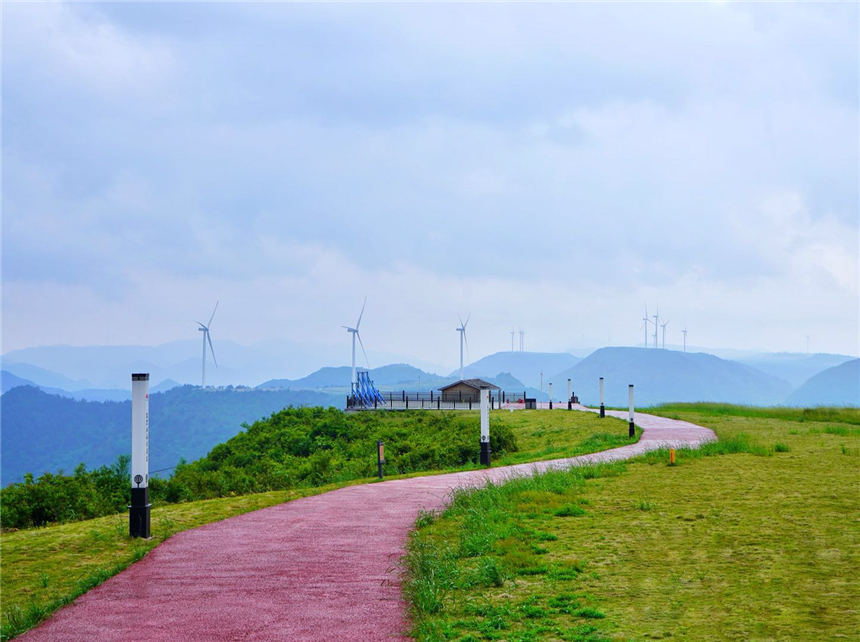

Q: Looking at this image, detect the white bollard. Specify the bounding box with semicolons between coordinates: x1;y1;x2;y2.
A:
130;373;151;538
480;387;491;466
600;377;605;417
628;384;635;437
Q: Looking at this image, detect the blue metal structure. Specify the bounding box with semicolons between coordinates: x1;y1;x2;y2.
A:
353;370;385;407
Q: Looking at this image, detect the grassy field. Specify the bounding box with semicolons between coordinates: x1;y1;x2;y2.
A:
405;405;860;641
1;409;633;640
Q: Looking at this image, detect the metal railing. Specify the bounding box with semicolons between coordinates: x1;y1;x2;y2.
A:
346;390;579;411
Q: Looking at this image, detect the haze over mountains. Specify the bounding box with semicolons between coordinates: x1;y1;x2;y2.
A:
550;347;793;407
786;359;860;407
2;341;856;405
3;342;858;486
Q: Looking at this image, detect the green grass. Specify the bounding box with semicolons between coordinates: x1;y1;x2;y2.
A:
1;409;634;639
405;405;860;641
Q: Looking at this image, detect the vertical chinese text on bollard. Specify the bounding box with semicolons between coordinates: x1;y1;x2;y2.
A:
130;373;151;538
480;387;491;466
628;384;635;438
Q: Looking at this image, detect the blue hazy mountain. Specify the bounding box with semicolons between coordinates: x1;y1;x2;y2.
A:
734;352;857;388
258;363;440;390
257;364;536;397
785;359;860;407
1;339;348;390
1;385;342;485
1;370;38;394
1;362;94;391
456;351;581;390
0;369;182;402
549;347;793;407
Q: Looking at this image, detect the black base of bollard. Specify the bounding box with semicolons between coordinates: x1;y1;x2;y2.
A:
480;440;491;467
377;461;384;479
549;401;553;410
568;401;572;410
600;404;605;418
129;487;151;538
629;421;635;437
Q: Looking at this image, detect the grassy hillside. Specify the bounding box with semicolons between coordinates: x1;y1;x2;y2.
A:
1;409;635;639
551;347;792;406
405;404;860;641
0;385;341;485
786;358;859;407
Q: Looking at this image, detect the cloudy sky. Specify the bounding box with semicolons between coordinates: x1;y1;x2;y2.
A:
3;1;858;371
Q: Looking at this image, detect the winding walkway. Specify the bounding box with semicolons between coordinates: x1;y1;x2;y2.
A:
23;408;715;641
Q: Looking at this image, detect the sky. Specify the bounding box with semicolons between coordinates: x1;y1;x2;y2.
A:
2;1;859;373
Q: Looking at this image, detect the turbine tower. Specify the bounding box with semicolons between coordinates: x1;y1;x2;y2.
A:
197;301;219;387
343;297;369;393
661;319;669;350
519;329;525;351
682;324;688;353
510;329;515;352
653;304;660;349
641;304;651;348
456;313;470;381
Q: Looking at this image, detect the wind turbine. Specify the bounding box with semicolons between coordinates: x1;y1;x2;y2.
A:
343;297;369;394
456;313;470;381
661;319;670;350
519;329;525;352
641;304;651;348
653;304;660;349
197;301;219;387
510;329;515;352
682;324;688;353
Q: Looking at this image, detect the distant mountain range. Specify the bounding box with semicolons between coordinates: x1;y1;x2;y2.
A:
1;385;341;485
455;351;581;390
549;347;793;407
4;345;858;485
258;363;541;398
0;370;181;402
785;359;859;407
735;353;857;388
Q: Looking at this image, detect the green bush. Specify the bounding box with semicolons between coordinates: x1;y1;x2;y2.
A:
2;409;518;530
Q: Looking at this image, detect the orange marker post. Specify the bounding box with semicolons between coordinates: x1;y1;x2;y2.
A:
669;448;676;465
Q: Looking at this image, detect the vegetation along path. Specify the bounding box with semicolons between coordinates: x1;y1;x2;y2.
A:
21;408;715;641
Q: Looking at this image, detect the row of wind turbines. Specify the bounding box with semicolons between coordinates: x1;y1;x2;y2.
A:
641;303;688;352
194;297;475;389
193;298;692;390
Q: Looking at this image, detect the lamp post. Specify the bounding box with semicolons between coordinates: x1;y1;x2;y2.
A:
599;377;605;418
628;384;635;438
130;373;151;538
480;387;491;466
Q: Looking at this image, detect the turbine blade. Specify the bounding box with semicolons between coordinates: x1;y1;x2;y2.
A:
197;322;206;329
208;301;219;327
356;332;369;368
207;331;218;368
463;330;470;362
457;313;464;328
356;296;367;329
464;313;471;329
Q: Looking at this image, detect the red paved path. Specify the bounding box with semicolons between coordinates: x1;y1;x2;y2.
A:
23;408;714;641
